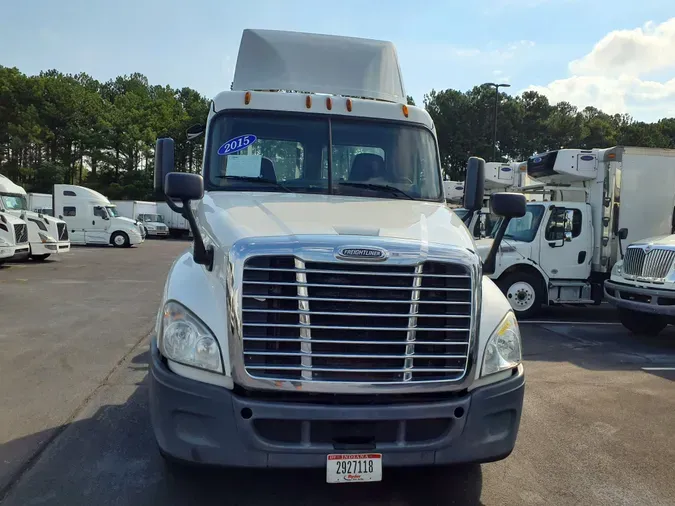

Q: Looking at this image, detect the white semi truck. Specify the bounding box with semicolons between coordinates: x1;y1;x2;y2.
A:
0;211;29;263
148;29;527;481
0;175;70;260
476;147;675;318
111;200;169;238
53;185;145;247
605;234;675;336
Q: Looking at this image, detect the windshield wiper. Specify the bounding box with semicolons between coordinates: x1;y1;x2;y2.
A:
215;175;292;193
338;182;414;200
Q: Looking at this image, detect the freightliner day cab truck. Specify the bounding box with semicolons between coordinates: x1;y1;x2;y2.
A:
0;175;70;260
0;211;29;263
149;29;528;483
53;185;146;247
475;147;675;319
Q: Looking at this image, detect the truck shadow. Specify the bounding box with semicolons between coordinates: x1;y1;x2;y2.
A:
0;349;485;506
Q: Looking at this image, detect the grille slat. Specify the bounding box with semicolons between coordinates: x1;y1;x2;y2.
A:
242;256;472;384
13;224;28;244
624;246;675;281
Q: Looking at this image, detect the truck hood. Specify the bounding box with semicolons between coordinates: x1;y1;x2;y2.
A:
200;192;475;251
0;211;26;226
475;237;532;261
629;234;675;247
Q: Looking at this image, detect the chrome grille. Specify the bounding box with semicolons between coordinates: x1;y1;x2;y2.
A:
13;224;28;244
241;256;472;384
624;246;675;281
57;222;68;241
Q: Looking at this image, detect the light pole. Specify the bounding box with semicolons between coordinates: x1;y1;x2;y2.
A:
485;82;511;160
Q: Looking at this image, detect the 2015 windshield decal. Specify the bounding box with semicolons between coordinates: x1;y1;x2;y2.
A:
217;134;257;155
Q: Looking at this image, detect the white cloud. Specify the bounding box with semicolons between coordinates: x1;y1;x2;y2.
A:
527;17;675;121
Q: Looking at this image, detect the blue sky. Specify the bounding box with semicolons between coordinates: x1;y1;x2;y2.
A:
2;0;675;121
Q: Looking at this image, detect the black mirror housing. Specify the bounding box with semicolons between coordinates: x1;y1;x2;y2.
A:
618;228;628;240
165;173;204;201
463;157;485;211
490;192;526;218
154;138;175;194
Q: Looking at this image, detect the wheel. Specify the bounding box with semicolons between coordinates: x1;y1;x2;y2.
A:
111;231;130;248
498;272;544;319
619;309;667;336
31;254;51;261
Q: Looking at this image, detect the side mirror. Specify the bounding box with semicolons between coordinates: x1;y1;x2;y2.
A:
163;172;212;270
463;157;485;211
564;231;572;242
483;192;527;275
617;227;628;259
103;215;109;221
165;173;204;201
460;157;485;227
154;138;175;194
186;124;206;141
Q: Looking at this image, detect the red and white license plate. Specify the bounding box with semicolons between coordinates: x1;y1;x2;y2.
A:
326;454;382;483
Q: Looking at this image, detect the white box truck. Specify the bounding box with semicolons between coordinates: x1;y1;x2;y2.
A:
53;185;146;247
110;200;169;238
157;200;191;238
148;29;527;481
28;192;53;215
0;211;30;262
475;147;675;318
0;175;70;260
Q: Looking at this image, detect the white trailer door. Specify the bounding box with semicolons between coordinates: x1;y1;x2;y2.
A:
537;203;593;280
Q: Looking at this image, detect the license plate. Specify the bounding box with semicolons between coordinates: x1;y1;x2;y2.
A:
326;454;382;483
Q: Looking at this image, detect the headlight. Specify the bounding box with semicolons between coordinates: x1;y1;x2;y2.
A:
159;301;223;373
481;311;522;377
612;260;623;276
38;232;56;243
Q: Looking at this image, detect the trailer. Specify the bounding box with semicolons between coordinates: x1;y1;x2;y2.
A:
157;200;191;238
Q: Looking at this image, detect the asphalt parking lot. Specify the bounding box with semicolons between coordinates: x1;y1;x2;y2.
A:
0;242;673;506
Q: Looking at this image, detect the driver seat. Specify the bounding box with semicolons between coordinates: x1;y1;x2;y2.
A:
348;153;386;182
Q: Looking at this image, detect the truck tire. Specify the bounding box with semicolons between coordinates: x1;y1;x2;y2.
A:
498;272;543;319
111;231;130;248
618;309;667;337
31;254;51;261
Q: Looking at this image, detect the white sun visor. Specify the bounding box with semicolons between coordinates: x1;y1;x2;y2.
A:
232;29;407;104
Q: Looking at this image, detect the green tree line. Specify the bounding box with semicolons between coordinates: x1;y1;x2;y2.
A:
2;67;675;196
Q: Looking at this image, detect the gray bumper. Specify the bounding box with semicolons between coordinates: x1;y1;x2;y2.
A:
150;339;524;468
604;280;675;316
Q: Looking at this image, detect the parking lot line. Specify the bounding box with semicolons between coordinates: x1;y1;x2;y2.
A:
641;367;675;371
519;321;622;325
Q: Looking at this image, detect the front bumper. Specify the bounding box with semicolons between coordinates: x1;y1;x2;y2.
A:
30;240;68;256
129;232;144;245
605;280;675;316
150;340;524;468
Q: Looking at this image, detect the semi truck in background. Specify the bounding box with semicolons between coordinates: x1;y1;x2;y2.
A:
0;175;70;260
28;192;53;215
111;200;169;238
53;185;145;247
605;232;675;336
148;28;528;480
0;211;29;263
475;147;675;319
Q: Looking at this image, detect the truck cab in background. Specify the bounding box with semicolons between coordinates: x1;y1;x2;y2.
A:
0;211;30;262
53;185;145;247
477;147;675;319
605;233;675;336
0;175;70;261
110;200;169;238
148;28;527;479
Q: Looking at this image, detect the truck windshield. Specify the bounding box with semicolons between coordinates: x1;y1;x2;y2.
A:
142;214;164;223
106;206;119;217
1;193;28;211
490;204;545;242
205;112;443;201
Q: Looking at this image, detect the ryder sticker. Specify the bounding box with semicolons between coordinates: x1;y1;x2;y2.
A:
218;134;257;155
